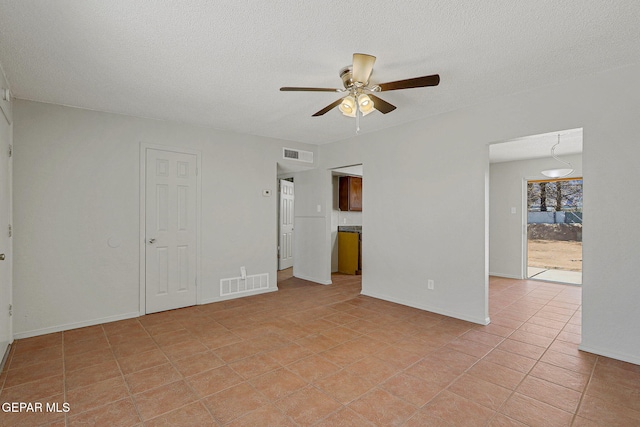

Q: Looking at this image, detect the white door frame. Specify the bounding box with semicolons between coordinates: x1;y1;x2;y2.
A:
522;177;530;279
139;142;202;315
0;107;12;357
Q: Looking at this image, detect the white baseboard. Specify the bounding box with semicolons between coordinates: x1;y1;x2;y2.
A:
1;341;11;372
14;311;140;340
361;290;490;325
293;274;332;285
201;287;278;305
489;272;523;279
578;343;640;366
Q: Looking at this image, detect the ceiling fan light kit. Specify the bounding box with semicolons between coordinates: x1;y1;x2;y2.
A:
357;94;375;116
339;95;357;117
280;53;440;124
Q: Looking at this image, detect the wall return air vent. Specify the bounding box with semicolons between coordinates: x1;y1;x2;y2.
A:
283;147;313;163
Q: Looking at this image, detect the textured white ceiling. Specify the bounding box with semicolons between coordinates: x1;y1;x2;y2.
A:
490;128;583;163
0;1;639;145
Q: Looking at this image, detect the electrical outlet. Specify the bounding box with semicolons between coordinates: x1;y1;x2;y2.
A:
427;279;435;290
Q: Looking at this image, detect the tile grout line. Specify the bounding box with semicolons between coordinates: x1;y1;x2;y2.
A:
161;317;225;426
107;320;147;426
570;354;599;426
482;279;579;425
139;316;219;425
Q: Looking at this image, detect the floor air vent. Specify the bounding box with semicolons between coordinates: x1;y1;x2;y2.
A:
220;273;269;297
283;148;313;163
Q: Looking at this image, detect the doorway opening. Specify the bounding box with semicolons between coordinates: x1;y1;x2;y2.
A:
330;164;363;276
278;177;294;271
488;127;582;285
526;177;583;285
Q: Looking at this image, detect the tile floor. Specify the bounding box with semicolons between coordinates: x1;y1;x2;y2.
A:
1;271;639;426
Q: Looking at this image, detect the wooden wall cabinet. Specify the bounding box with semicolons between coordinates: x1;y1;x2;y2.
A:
339;176;362;211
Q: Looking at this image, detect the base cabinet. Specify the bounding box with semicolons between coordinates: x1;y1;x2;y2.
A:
338;231;361;275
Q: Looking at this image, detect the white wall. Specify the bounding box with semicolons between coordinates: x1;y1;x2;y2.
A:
489;154;583;278
314;63;640;364
291;167;332;284
320;123;490;325
12;100;316;337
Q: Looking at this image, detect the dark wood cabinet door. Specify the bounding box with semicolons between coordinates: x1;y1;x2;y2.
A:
339;176;362;211
349;177;362;211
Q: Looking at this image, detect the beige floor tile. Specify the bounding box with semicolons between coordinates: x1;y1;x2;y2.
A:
423;390;496;427
500;393;573;427
315;370;375;404
132;380;198;421
249;368;307;401
449;373;512;411
67;397;140;427
275;386;342;425
8;275;634;427
203;382;269;424
349;388;417;426
124;362;182;394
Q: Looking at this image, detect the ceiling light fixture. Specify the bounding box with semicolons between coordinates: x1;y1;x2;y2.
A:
541;134;574;178
338;90;376;118
339;88;376;134
357;94;375;116
338;95;357;117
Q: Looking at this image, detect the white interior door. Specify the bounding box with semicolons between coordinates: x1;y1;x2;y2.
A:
278;180;294;270
0;111;11;357
145;148;197;314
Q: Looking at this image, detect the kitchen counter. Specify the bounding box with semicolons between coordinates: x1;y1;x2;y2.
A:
337;226;362;233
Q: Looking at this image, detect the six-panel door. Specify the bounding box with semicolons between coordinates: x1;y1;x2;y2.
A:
145;149;197;314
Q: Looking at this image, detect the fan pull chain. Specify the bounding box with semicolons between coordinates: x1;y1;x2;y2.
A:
356;104;361;134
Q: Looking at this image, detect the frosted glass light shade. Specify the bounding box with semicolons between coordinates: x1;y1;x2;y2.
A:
339;95;356;117
541;168;573;178
358;94;375;116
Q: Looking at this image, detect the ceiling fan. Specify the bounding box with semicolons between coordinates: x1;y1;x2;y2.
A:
280;53;440;118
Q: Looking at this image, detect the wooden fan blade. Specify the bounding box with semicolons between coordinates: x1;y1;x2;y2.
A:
378;74;440;91
368;94;396;114
280;87;341;92
312;98;343;116
352;53;376;84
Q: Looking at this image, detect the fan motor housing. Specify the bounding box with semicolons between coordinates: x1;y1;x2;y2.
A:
339;66;354;89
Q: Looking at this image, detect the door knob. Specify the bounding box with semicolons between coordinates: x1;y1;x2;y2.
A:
148;239;156;244
0;254;4;261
